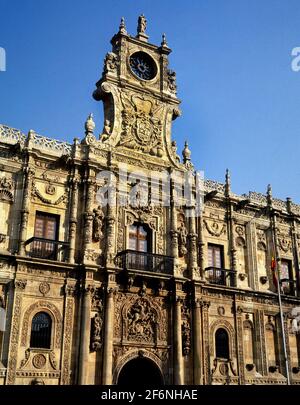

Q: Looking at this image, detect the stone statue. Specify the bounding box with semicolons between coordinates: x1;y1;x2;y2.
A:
137;14;147;34
101;120;111;142
182;320;191;355
91;312;102;351
177;218;187;257
93;206;104;242
171;140;180;163
167;69;177;93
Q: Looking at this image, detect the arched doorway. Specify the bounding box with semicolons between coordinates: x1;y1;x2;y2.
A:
117;357;163;385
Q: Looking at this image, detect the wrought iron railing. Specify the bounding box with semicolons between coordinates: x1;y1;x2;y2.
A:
204;266;236;287
115;250;174;275
24;237;69;261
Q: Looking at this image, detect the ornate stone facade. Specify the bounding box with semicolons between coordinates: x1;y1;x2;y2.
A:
0;15;300;386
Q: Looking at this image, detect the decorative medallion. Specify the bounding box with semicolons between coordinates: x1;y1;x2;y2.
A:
39;282;50;296
45;184;56;195
204;220;226;237
32;354;46;369
217;306;225;316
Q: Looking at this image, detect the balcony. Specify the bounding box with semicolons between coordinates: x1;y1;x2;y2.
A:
204;266;236;287
280;279;297;297
24;237;69;261
115;250;174;276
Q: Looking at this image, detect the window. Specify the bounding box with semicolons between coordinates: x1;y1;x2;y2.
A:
207;244;224;284
280;260;293;295
129;223;151;253
208;244;223;268
215;328;229;359
30;312;52;349
32;212;59;259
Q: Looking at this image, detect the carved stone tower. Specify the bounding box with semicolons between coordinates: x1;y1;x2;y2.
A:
92;16;182;166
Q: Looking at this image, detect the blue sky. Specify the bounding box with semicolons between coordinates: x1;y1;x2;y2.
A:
1;0;300;202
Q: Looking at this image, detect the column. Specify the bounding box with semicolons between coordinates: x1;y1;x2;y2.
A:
61;285;75;385
6;279;27;384
68;176;79;264
78;286;92;385
105;193;116;266
174;296;184;384
188;206;199;279
170;178;179;259
235;304;245;384
227;201;237;286
200;300;210;384
18;167;34;255
245;221;259;290
254;309;267;375
83;174;95;263
198;215;205;280
102;288;115;384
193;299;202;384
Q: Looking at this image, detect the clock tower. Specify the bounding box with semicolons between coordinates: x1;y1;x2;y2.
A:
92;15;182;167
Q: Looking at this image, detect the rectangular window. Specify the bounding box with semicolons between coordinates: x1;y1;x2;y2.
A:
280;260;293;295
207;244;224;284
32;212;59;259
208;244;224;268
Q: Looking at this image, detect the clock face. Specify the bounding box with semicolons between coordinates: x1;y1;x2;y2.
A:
129;52;157;80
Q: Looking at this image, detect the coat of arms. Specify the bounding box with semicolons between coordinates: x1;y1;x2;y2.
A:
119;93;164;156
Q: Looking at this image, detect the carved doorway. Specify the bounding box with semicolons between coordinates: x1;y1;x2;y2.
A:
117;356;163;385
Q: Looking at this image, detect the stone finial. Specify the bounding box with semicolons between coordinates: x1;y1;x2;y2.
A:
85;113;95;135
161;33;168;47
119;17;127;35
286;197;292;213
267;184;272;206
225;168;231;196
182;141;191;163
137;14;147;34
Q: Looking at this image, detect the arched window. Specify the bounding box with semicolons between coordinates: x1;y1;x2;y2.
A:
30;312;52;349
215;328;229;359
129;223;151;253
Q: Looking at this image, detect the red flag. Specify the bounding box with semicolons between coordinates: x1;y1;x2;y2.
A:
271;256;278;290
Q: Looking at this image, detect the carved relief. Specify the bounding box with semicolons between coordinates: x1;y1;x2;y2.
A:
104;52;119;73
256;229;267;244
91;313;103;352
32;354;47;369
39;282;50;296
235;225;245;237
61;297;74;385
32;182;68;206
277;232;292;253
45;184;56;195
49;351;58;370
167;69;177;93
90;288;104;352
127;298;157;343
7;293;22;384
0;176;14;202
181;300;191;356
204;219;226;237
118;92;164;157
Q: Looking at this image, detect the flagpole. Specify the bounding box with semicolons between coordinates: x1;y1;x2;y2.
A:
271;214;291;385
